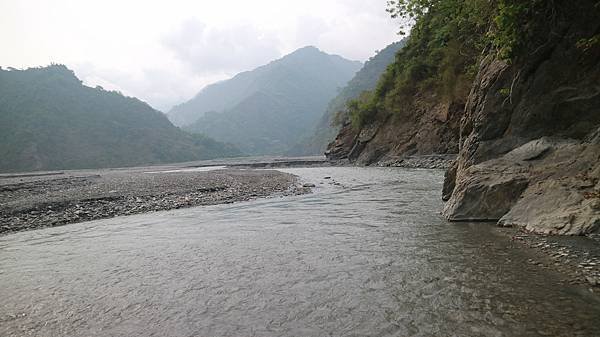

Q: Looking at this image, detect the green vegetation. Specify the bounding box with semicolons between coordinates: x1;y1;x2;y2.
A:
329;40;407;127
576;34;600;52
181;46;362;155
348;91;377;129
348;0;563;129
0;65;240;172
498;87;511;98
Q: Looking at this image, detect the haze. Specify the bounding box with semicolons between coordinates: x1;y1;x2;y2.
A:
0;0;400;111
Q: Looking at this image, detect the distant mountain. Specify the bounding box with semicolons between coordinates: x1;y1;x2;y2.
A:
171;46;362;155
0;65;240;172
289;40;406;155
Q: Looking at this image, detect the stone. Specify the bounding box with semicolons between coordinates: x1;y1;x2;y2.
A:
500;179;600;235
444;137;600;234
443;163;529;221
441;4;600;235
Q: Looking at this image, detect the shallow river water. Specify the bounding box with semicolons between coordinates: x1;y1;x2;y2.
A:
1;167;599;336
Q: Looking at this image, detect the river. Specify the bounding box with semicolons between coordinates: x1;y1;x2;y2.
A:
1;167;599;336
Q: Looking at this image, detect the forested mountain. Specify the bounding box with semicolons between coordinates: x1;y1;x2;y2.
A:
0;65;240;172
289;40;406;155
171;46;362;155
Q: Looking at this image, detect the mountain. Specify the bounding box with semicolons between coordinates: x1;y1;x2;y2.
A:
170;46;362;155
288;40;406;155
0;65;240;172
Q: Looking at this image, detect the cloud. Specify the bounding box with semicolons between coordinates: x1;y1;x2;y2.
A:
294;16;331;47
1;0;402;111
73;62;227;111
163;19;282;76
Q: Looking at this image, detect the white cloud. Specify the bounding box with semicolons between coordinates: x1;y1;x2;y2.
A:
0;0;401;111
72;63;227;112
163;19;282;75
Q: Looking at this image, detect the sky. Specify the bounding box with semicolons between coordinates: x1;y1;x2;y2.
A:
0;0;402;111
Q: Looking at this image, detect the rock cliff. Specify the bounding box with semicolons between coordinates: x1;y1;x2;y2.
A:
326;0;599;234
325;91;463;164
443;1;600;234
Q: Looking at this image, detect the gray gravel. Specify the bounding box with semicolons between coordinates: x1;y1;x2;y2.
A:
377;154;457;169
0;165;307;235
505;230;600;290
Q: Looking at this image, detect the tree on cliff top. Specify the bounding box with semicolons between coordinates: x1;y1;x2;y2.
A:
347;0;565;129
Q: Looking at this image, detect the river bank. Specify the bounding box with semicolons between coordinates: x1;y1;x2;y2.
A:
327;154;456;169
499;228;600;289
376;154;456;169
0;164;307;235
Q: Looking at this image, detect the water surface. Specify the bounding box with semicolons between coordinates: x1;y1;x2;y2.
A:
1;167;599;336
144;165;227;174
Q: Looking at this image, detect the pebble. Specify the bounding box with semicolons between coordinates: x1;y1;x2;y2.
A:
514;231;600;288
1;168;302;235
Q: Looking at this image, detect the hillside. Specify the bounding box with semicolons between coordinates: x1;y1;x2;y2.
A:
326;0;600;234
0;65;240;172
172;46;362;155
289;40;406;155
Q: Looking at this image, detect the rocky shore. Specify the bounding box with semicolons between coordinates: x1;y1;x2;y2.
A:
0;165;306;235
505;230;600;289
325;2;599;237
326;154;455;170
376;154;456;169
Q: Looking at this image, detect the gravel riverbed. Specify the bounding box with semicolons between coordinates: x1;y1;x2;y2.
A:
0;165;306;235
505;230;600;290
377;154;457;169
2;162;598;294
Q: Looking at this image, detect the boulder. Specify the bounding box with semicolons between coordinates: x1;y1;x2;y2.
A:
499;178;600;235
443;163;529;221
445;137;600;234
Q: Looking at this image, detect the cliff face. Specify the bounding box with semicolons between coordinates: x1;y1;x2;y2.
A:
325;91;462;164
326;0;599;234
443;1;600;234
324;4;481;165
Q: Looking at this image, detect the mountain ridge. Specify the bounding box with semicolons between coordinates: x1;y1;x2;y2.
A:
176;46;362;155
168;46;361;127
0;65;240;172
289;40;406;155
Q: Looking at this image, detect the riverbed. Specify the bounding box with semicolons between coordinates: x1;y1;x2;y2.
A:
1;167;599;336
0;166;301;235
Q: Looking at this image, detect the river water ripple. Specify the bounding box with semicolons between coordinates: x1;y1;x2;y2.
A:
1;167;599;336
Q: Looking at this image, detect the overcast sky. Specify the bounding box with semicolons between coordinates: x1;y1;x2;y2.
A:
0;0;401;111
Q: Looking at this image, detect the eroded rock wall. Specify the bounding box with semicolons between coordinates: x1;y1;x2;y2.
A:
325;92;462;165
443;1;600;234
